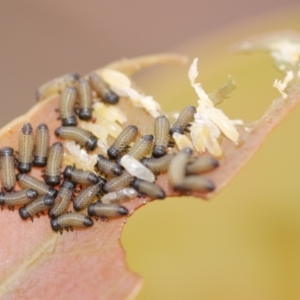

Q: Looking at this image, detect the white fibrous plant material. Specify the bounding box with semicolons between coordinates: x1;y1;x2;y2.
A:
99;68;162;118
63;141;98;171
120;154;155;182
273;71;294;99
188;58;240;157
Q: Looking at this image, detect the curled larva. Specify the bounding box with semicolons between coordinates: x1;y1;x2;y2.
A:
45;142;64;187
169;106;196;135
50;212;94;233
18;123;34;173
59;86;78;126
33;123;50;167
55;126;98;151
0;147;16;192
107;125;138;159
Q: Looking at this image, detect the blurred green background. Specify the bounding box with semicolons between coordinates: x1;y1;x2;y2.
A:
1;2;300;299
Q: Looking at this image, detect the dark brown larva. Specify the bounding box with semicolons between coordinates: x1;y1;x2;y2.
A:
33;123;50;167
169;106;196;135
131;178;165;199
168;147;193;191
63;165;99;185
87;202;128;220
96;155;122;177
49;180;75;218
0;189;38;210
178;176;215;192
153;115;170;158
45;142;64;186
107;125;138;159
73;181;104;211
17;173;58;198
141;154;174;174
0;147;16;192
18;123;34;173
59;86;78;126
103;171;134;193
50;212;93;233
126;134;154;161
78;78;93;120
55;126;97;151
36;72;80;101
89;73;119;104
19;195;55;220
186;156;219;175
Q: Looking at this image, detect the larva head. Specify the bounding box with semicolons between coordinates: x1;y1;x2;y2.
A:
83;216;94;227
19;207;30;220
47;188;58;198
61;180;75;190
117;205;129;216
78;108;92;120
50;218;61;232
87;173;99;185
87;203;96;217
63;166;75;180
61;116;77;127
0;147;14;157
152;145;167;158
26;189;38;200
43;195;55;207
103;91;119;105
0;192;5;206
85;135;98;151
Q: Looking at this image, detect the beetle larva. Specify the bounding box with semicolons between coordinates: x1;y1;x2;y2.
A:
73;181;104;211
153;115;171;158
103;171;134;193
186;156;219;175
63;165;99;185
141;154;174;174
87;202;128;220
55;127;97;151
89;73;119;104
19;194;55;220
45;142;64;186
101;188;138;204
78;78;93;120
131;178;166;199
169;106;196;135
49;180;75;218
96;155;123;177
59;86;78;126
126;134;154;161
18;123;34;173
0;147;16;192
50;212;93;233
0;189;38;210
120;154;155;182
107;125;138;159
168;147;193;191
17;173;58;198
36;72;80;101
33;123;50;167
178;176;215;192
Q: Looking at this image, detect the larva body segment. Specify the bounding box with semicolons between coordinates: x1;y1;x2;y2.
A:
107;125;138;159
0;189;38;209
33;123;50;167
45;142;64;186
131;178;166;199
141;154;174;174
63;166;99;186
51;212;93;233
153;115;170;158
18;123;34;173
89;73;119;104
49;180;75;218
78;78;93;120
103;171;134;193
0;147;16;192
186;156;219;175
19;195;55;220
87;202;128;220
168;147;193;191
17;173;58;198
36;72;80;101
73;181;103;211
59;86;78;126
96;155;123;177
169;106;196;135
55;127;97;151
126;134;154;161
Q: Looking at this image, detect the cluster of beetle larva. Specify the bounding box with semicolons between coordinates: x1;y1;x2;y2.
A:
0;71;219;234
